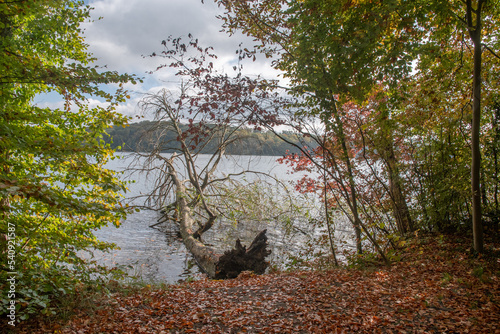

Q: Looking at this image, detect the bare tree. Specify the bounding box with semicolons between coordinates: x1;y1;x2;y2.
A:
127;37;289;278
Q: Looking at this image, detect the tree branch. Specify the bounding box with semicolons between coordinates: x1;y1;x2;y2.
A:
483;44;500;60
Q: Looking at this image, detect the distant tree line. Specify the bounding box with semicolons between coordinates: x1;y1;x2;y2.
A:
104;120;315;156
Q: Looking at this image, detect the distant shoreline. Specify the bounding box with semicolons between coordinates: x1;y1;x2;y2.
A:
104;120;317;156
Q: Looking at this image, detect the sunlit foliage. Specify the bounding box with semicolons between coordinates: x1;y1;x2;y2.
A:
0;0;138;320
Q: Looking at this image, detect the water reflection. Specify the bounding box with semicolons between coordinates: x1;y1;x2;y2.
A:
92;210;203;283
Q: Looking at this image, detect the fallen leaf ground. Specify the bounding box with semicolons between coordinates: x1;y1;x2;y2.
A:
13;234;500;333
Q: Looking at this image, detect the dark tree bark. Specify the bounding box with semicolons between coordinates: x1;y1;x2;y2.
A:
467;0;485;253
386;144;414;235
215;230;271;279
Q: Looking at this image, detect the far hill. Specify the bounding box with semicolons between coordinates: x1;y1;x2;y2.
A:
103;120;316;156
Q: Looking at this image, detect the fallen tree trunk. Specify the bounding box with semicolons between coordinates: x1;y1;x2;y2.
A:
215;229;271;279
166;158;271;279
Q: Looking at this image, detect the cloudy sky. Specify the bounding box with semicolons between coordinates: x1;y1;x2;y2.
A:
38;0;280;119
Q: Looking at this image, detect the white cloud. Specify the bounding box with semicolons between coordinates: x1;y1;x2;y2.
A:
84;0;254;74
37;0;283;120
86;0;282;79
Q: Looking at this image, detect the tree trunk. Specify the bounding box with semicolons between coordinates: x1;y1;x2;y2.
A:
386;145;414;235
167;160;271;278
330;101;363;254
467;0;484;253
215;230;271;279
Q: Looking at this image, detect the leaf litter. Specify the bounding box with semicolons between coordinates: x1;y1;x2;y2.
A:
14;234;500;333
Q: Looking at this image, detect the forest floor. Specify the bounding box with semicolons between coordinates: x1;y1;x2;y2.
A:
12;233;500;333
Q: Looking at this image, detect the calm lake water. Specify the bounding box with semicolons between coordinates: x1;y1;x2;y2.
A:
91;153;353;283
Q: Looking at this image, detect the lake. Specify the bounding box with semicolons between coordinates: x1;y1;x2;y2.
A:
91;153;353;283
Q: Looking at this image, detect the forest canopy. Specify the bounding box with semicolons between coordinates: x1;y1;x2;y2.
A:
211;0;500;254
